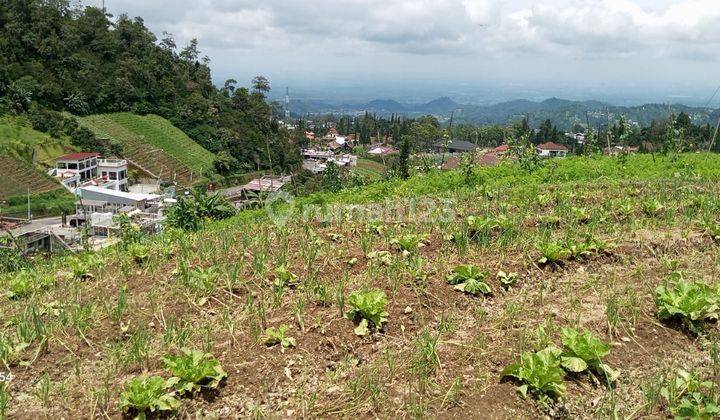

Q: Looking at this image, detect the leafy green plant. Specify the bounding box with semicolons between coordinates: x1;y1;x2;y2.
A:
262;324;296;350
642;198;665;217
502;346;566;402
537;242;571;265
128;242;150;265
347;289;389;336
162;348;227;395
446;264;491;296
367;250;393;266
274;265;298;289
70;254;101;280
655;273;720;331
701;219;720;241
390;234;427;255
559;327;619;382
5;271;53;299
661;369;720;419
497;270;518;290
118;375;180;419
466;214;513;239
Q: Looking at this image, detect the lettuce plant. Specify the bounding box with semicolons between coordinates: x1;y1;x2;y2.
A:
118;375;180;419
390;234;427;255
263;324;297;350
162;348;227;395
502;346;566;403
347;289;389;336
497;270;518;290
447;264;491;296
559;327;619;382
274;265;298;289
537;242;571;265
655;273;720;331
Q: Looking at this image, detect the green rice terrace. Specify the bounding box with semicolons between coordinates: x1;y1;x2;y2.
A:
3;154;720;418
78;113;216;185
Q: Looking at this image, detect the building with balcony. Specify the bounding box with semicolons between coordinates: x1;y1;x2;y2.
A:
98;158;129;191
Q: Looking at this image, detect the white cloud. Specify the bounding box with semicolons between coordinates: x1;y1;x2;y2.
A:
90;0;720;91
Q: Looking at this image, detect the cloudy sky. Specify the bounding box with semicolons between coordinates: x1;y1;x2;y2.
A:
90;0;720;104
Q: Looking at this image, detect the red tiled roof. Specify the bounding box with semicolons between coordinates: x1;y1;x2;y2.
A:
495;144;508;152
536;142;568;151
57;152;100;161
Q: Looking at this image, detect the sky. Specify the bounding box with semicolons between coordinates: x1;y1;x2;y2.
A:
88;0;720;105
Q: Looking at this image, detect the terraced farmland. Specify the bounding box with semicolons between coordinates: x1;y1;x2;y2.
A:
0;155;63;199
78;113;215;185
0;116;70;166
4;154;720;418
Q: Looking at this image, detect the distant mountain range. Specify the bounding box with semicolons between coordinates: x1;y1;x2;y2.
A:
288;96;717;130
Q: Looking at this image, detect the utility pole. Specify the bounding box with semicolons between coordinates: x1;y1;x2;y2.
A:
285;87;290;121
27;188;31;221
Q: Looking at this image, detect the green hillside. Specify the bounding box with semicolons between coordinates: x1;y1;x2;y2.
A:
0;155;63;200
0;116;71;167
78;113;215;185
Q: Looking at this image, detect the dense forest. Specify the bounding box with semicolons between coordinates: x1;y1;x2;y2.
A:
0;0;299;176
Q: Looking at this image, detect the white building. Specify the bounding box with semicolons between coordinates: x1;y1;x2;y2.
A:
98;158;129;191
77;185;160;213
536;142;569;158
54;152;99;181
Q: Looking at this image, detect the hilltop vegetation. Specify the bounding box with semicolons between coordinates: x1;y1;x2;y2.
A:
2;153;720;418
0;1;299;176
79;113;216;184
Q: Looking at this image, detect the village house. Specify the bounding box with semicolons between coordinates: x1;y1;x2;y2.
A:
53;152;100;182
536;142;569;157
434;139;480;154
368;143;398;156
50;153;129;191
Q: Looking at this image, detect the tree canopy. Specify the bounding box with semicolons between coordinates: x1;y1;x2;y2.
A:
0;1;299;174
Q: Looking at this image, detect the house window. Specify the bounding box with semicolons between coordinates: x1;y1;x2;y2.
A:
102;171;107;178
57;162;67;169
91;158;97;166
109;172;117;180
68;163;78;170
119;170;126;180
79;162;85;170
91;168;97;177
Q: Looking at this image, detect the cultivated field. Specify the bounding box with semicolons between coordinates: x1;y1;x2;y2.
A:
78;113;215;185
0;155;63;200
2;154;720;418
0;116;69;166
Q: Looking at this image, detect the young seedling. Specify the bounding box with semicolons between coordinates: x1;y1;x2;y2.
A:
274;265;298;289
447;264;492;296
347;289;389;336
118;376;180;419
162;348;227;395
497;270;518;290
263;324;297;351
